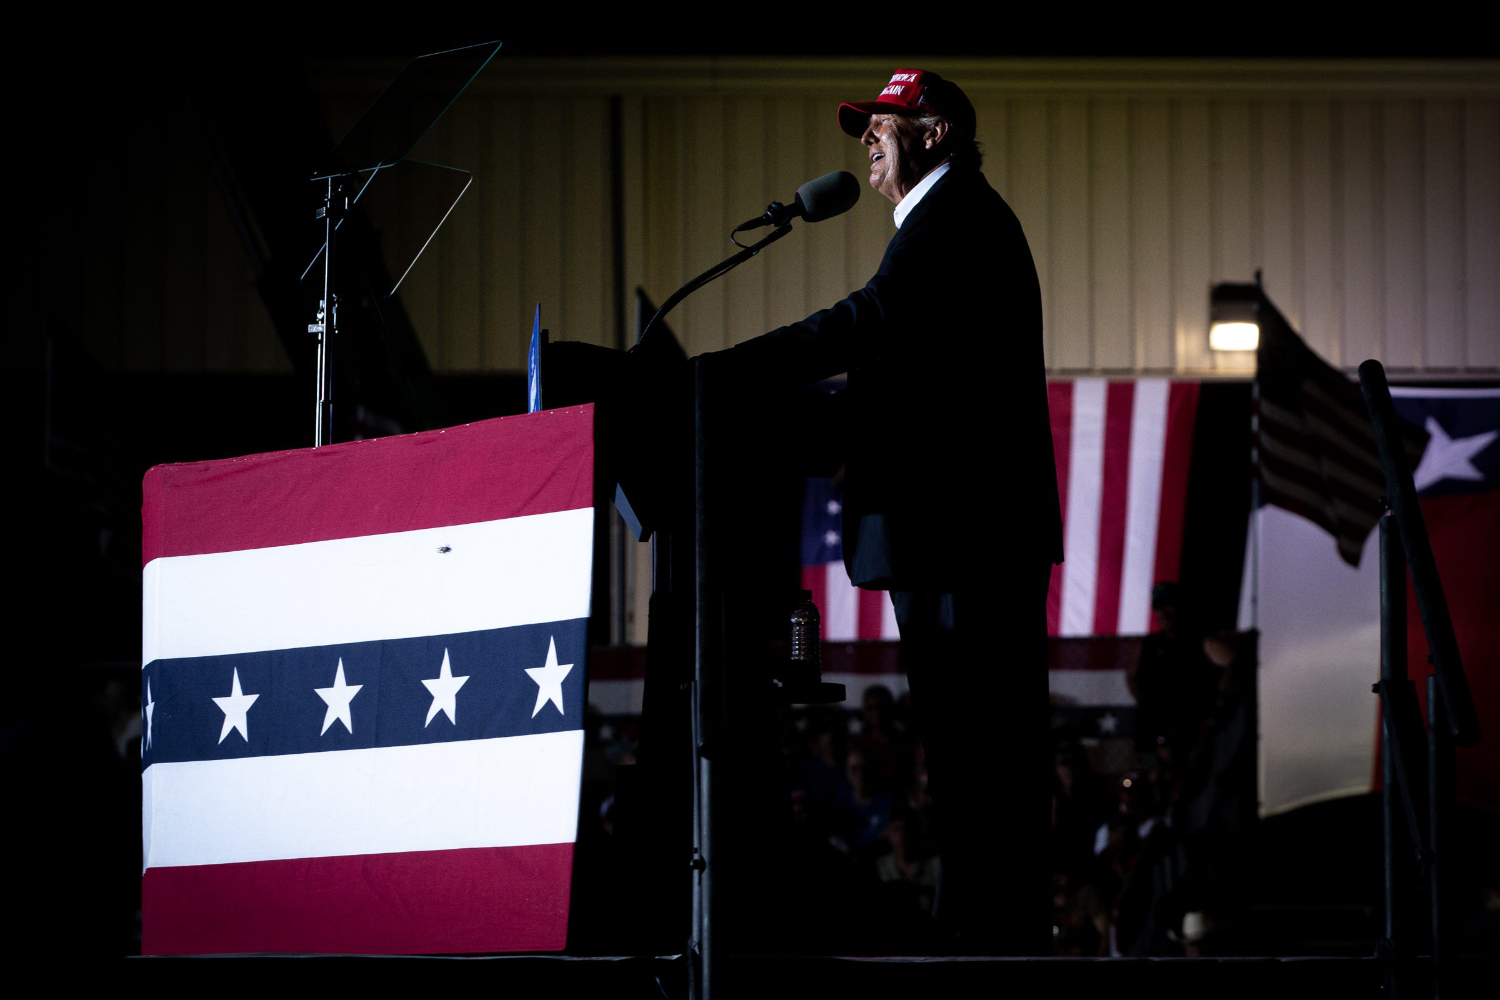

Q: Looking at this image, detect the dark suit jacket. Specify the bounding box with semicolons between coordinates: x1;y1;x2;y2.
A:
722;165;1063;590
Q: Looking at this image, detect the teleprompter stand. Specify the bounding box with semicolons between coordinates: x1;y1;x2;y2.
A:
302;41;499;446
1359;359;1481;1000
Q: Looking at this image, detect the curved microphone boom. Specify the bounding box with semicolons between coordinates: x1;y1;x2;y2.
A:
734;170;861;232
638;171;860;345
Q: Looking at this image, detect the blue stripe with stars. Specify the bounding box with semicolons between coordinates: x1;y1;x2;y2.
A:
141;618;588;769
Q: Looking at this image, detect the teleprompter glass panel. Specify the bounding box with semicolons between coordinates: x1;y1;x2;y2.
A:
302;159;472;298
311;41;501;179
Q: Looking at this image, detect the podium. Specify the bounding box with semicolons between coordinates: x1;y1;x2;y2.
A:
535;295;848;989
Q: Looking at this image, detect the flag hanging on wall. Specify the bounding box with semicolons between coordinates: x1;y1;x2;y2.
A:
800;379;1199;640
140;406;595;955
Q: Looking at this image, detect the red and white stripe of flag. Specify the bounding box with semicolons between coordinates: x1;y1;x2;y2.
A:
1048;379;1199;637
802;560;901;642
804;379;1199;641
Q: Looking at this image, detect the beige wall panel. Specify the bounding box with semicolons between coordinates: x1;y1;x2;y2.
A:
680;96;727;350
1339;101;1382;369
1257;101;1299;332
724;98;769;350
1091;101;1132;371
621;97;648;338
1008;101;1052;364
763;98;810;334
836;114;867;294
563;99;612;348
1298;101;1340;366
805;95;854;317
1422;101;1465;370
1051;100;1092;370
1130;101;1173;371
974;97;1009;197
521;99;566;361
842;128;891;312
1465;100;1500;369
1211;101;1254;373
483;97;525;369
1212;101;1254;282
399;101;446;369
439;100;483;370
1172;101;1212;374
641;100;685;336
1381;101;1424;370
128;60;1497;381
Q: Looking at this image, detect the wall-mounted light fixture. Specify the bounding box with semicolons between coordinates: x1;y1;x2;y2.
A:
1209;272;1262;352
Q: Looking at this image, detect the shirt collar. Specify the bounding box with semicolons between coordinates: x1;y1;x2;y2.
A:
893;161;951;229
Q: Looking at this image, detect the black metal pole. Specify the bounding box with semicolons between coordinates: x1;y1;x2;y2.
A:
1359;360;1479;746
690;357;716;1000
1428;675;1453;999
640;225;792;346
1378;511;1409;993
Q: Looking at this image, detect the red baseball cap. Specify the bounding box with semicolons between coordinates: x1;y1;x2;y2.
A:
837;68;977;140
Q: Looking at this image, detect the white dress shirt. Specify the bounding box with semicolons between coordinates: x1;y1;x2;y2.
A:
892;160;951;229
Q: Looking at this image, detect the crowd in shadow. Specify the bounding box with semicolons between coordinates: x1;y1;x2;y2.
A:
579;584;1257;956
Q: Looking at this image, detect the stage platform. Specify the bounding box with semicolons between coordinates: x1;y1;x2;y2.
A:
131;953;1493;998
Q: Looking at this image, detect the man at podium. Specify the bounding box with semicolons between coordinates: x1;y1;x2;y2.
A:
702;68;1063;954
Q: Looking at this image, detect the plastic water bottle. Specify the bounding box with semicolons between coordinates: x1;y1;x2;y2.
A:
790;590;820;669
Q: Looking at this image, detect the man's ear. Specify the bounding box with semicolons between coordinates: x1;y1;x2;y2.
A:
923;118;950;150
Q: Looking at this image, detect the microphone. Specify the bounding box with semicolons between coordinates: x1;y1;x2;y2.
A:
733;170;861;232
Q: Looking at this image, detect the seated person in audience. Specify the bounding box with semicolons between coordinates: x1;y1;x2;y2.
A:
876;808;941;914
835;747;893;861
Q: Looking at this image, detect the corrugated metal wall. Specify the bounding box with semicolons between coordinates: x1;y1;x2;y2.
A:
611;66;1500;377
90;58;1499;380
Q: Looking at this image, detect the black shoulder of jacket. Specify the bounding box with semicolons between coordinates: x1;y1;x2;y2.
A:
893;166;1002;237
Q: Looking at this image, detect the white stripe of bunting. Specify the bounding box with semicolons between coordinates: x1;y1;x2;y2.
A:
142;509;595;665
142;731;585;869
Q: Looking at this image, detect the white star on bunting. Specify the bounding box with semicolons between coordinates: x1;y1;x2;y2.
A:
422;649;469;727
212;668;259;744
144;680;155;750
314;658;363;735
525;637;574;719
1413;416;1497;492
1097;711;1119;736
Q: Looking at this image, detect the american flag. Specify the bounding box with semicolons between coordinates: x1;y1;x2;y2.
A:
801;378;1200;639
1255;302;1427;566
140;407;595;954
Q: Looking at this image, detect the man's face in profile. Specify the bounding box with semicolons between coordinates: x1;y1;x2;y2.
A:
861;113;925;205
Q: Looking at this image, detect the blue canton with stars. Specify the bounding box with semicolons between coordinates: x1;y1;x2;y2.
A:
802;476;844;566
141;618;587;769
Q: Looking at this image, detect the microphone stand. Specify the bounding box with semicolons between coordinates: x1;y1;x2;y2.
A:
637;223;792;345
632;217;788;1000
